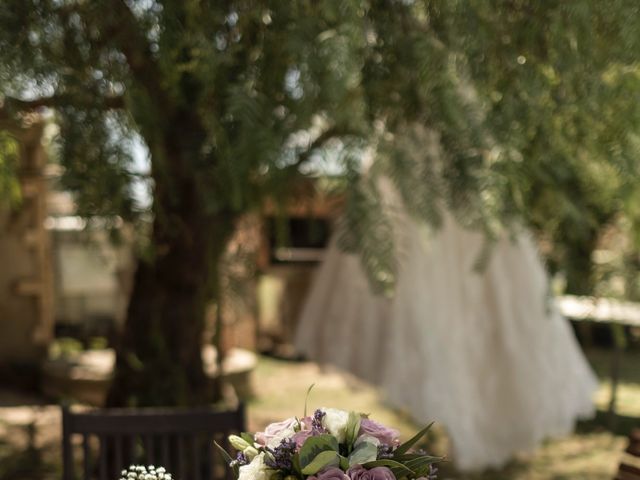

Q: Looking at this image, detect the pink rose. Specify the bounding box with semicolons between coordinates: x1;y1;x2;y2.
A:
299;415;314;430
309;467;350;480
254;417;298;447
289;414;322;450
358;419;400;446
292;429;314;449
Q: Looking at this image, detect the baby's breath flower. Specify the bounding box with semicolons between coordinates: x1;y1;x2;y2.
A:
119;465;173;480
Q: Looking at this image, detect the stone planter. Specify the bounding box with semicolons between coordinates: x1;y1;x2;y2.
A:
42;347;257;406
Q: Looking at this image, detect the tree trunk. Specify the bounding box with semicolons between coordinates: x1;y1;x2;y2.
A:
106;206;235;407
107;108;237;406
563;226;599;347
564;236;596;295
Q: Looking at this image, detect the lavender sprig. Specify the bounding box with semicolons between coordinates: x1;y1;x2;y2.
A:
265;438;297;471
311;409;326;434
377;444;394;459
229;451;249;468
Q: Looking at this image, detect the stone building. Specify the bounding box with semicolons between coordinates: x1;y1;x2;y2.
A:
0;115;54;368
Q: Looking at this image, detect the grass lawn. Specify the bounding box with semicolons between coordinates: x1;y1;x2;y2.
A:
247;348;640;480
0;348;637;480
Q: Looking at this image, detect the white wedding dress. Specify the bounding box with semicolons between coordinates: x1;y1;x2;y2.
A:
294;182;597;471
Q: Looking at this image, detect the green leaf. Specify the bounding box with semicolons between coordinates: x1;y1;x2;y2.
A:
240;432;255;445
299;434;339;470
214;441;239;478
304;383;316;418
344;411;362;449
393;453;441;462
405;457;442;478
301;451;341;475
292;453;302;476
348;440;378;466
404;456;442;470
363;459;415;478
392;422;434;456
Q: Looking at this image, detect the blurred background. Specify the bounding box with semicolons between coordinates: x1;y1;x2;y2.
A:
1;1;640;479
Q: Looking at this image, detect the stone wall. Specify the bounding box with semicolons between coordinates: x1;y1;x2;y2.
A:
0;119;54;365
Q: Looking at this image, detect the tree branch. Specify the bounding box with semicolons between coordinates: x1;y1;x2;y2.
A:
53;0;170;111
2;95;124;112
107;0;171;109
291;127;359;170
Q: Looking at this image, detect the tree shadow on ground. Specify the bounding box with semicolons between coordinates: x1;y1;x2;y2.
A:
0;424;58;480
577;409;639;437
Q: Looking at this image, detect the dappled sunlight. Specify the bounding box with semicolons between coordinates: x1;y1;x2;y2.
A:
0;348;637;479
248;352;638;480
588;348;640;418
248;357;420;440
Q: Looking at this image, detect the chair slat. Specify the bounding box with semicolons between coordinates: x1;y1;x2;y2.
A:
616;429;640;480
145;434;154;466
83;434;91;480
99;435;108;480
129;434;137;467
194;434;202;480
62;407;75;480
161;434;170;471
68;409;244;434
619;462;640;475
178;434;186;480
115;435;124;476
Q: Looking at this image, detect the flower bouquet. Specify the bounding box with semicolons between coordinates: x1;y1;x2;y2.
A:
217;407;440;480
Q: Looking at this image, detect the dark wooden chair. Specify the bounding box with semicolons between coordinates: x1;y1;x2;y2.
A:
62;403;246;480
615;429;640;480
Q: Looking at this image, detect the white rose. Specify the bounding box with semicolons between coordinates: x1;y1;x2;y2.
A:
321;408;350;443
238;453;271;480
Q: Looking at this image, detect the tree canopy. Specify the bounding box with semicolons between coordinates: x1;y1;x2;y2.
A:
2;0;640;404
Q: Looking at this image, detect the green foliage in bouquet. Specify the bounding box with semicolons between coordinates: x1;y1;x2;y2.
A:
217;408;440;480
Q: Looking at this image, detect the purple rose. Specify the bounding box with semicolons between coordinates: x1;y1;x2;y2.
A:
309;467;350;480
347;465;395;480
368;467;396;480
358;419;400;446
347;465;369;480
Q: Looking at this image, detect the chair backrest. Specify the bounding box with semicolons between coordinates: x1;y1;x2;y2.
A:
616;429;640;480
62;403;246;480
